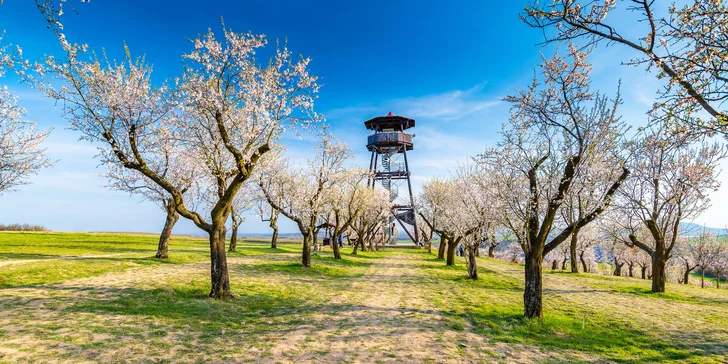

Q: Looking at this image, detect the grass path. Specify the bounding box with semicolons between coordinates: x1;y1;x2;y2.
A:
266;252;483;363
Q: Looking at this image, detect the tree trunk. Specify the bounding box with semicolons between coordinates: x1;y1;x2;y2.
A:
228;225;239;252
302;232;312;268
209;223;232;299
641;266;647;280
683;267;692;285
351;236;361;255
446;239;457;266
155;199;179;259
488;244;495;258
701;269;705;288
474;245;480;257
561;258;567;270
523;250;543;319
628;262;634;277
613;262;623;276
467;246;478;280
270;226;278;249
313;229;320;252
270;212;279;249
332;234;342;259
569;228;580;273
580;251;588;273
651;255;667;293
437;237;447;259
717;271;722;289
551;259;558;270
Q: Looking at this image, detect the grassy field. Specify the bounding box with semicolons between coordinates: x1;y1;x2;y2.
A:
1;232;727;363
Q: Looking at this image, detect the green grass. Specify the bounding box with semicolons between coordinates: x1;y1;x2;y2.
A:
0;232;212;288
1;232;727;363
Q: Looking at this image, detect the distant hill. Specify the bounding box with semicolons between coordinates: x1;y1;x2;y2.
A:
681;223;725;237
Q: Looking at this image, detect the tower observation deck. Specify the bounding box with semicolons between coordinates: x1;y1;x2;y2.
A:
365;112;419;245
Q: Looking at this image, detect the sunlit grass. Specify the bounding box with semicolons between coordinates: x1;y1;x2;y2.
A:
1;233;727;362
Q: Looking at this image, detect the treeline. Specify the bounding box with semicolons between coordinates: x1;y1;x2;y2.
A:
0;223;50;232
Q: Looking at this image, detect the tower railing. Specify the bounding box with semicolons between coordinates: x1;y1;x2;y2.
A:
367;132;413;150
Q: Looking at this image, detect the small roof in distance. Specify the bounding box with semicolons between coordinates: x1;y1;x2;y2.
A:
364;113;415;130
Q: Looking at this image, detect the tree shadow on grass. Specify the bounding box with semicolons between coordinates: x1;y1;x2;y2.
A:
448;307;711;363
239;260;370;279
56;284;722;363
56;285;451;338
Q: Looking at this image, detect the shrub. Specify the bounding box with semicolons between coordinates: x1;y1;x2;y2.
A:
0;223;50;232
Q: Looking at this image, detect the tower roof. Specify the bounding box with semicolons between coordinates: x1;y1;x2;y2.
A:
364;113;415;130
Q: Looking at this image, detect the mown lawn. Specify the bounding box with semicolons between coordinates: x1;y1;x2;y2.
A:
1;232;727;363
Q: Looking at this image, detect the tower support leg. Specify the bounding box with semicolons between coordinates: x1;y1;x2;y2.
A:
402;147;419;244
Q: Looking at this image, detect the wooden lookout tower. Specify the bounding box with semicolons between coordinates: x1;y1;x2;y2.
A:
365;112;419;245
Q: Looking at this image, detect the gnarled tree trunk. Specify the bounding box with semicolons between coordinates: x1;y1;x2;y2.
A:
332;234;342;259
569;227;580;273
682;261;694;284
302;232;312;268
156;198;179;259
270;227;279;249
523;250;543;319
437;237;447;259
351;236;360;255
313;228;320;252
579;250;588;273
488;243;496;258
269;210;279;249
446;238;457;266
613;261;624;276
228;225;239;252
467;246;478;280
209;222;232;299
651;255;667;292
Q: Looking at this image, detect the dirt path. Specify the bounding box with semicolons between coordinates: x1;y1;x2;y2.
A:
0;253;132;267
265;253;500;363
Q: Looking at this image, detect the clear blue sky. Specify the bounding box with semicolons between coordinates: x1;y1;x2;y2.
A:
0;0;724;235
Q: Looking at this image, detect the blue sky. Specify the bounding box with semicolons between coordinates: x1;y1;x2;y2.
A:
0;0;725;235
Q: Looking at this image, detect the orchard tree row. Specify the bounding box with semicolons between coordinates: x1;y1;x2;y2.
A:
416;0;728;318
0;1;727;320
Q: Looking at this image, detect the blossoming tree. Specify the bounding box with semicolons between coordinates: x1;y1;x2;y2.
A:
323;167;372;259
37;27;321;298
0;39;51;195
482;47;630;318
348;187;391;255
523;0;728;137
259;137;350;267
104;127;200;258
609;128;725;292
